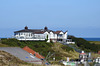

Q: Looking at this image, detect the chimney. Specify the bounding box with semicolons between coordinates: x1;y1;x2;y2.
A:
25;26;28;29
82;51;84;53
44;26;48;31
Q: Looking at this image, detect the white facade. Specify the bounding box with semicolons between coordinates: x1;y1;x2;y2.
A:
79;51;88;63
14;26;68;42
95;57;100;63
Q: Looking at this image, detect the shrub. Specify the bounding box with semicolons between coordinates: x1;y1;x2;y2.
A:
61;45;74;51
68;35;100;52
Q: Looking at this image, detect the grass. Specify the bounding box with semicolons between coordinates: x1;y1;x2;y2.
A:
0;50;30;66
89;41;100;45
0;38;80;65
71;43;100;59
0;43;9;47
2;39;100;65
0;38;79;61
0;50;48;66
0;50;75;66
69;36;100;52
51;43;79;60
91;52;100;58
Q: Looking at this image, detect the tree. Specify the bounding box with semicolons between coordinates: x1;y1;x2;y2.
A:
45;35;48;41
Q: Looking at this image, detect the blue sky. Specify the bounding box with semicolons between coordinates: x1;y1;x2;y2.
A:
0;0;100;38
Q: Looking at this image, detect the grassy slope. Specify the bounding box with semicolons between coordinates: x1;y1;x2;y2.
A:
0;43;9;47
89;41;100;45
91;52;100;58
0;51;61;66
68;35;100;52
1;39;100;60
0;50;40;66
51;43;79;60
1;39;100;65
0;38;79;61
88;41;100;58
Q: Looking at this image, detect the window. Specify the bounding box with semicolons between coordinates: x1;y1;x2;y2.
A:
26;33;28;36
14;33;16;35
21;33;22;35
34;54;36;56
19;33;20;36
20;37;24;39
58;34;62;37
31;34;32;36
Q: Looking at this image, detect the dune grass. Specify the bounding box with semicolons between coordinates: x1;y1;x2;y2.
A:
51;43;79;60
89;41;100;45
0;43;9;47
0;38;79;60
0;50;45;66
91;52;100;58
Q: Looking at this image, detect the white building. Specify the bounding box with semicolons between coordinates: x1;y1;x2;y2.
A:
94;57;100;63
14;26;68;42
79;51;88;63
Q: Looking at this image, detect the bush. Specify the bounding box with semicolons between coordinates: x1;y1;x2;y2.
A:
0;38;75;60
1;38;53;57
68;35;100;52
61;45;74;51
1;38;19;47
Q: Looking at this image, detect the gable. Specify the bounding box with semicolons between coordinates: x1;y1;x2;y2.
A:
59;32;64;34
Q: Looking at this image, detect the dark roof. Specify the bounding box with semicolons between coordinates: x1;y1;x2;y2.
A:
14;29;54;34
33;31;45;34
14;29;64;34
14;26;66;34
14;29;43;33
54;31;62;34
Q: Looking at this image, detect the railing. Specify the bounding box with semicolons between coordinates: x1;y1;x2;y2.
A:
15;37;45;39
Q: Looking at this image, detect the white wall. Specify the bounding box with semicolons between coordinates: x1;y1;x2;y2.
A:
15;31;68;41
63;32;68;39
15;32;33;39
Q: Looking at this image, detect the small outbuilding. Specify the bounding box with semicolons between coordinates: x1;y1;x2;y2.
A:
79;51;88;63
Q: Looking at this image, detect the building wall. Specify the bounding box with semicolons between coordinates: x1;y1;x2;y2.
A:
63;32;67;40
14;32;45;40
15;32;33;39
14;31;68;42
